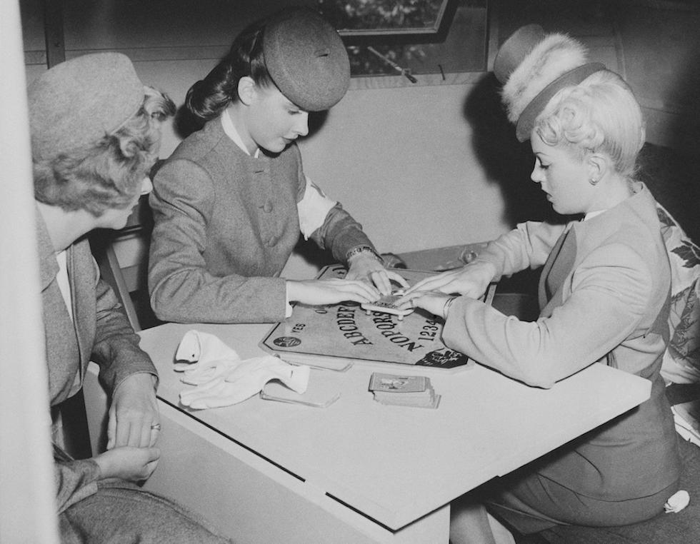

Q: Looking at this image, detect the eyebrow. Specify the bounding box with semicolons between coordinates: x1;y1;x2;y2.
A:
283;98;308;113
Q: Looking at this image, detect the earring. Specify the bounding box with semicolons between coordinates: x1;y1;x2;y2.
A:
589;177;599;186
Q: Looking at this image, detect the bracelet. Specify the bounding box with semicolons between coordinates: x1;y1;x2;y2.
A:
442;296;458;320
345;245;383;264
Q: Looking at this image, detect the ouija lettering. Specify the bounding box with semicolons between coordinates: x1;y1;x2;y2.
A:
336;306;373;345
371;314;425;352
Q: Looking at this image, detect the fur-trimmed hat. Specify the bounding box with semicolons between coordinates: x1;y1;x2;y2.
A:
263;7;350;112
493;24;605;141
28;53;145;160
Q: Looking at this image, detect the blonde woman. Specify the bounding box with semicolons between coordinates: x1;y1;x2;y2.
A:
398;26;680;542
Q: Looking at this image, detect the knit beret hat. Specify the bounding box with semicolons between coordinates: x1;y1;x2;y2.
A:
263;7;350;112
28;52;144;160
493;24;605;141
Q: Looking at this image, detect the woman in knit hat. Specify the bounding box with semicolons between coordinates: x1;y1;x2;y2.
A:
398;25;681;542
30;52;232;543
148;7;407;325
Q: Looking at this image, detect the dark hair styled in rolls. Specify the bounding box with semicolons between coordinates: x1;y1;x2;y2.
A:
186;18;275;121
33;87;176;216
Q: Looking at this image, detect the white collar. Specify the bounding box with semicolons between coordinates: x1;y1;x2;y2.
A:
584;210;606;221
221;109;260;158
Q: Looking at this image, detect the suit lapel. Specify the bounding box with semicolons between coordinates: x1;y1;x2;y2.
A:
539;225;578;315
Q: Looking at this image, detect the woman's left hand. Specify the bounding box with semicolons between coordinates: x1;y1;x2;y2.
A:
401;261;496;300
108;373;160;450
396;290;455;319
345;253;409;295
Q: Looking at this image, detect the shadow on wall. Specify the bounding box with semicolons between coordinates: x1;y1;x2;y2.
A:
608;0;700;158
636;13;700;245
665;61;700;158
461;71;700;246
637;144;700;244
462;73;561;228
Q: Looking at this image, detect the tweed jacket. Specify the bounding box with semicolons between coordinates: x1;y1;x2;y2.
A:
149;116;374;324
37;209;157;512
443;182;680;502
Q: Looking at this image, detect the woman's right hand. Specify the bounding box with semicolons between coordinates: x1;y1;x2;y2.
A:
287;278;381;307
400;261;498;300
94;446;161;482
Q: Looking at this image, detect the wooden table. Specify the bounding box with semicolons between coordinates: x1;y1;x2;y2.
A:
84;322;652;544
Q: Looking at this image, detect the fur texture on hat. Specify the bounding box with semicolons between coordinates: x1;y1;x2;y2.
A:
28;53;144;160
501;33;588;124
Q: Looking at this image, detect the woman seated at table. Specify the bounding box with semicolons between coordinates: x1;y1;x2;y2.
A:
147;7;405;325
30;52;232;543
398;25;681;543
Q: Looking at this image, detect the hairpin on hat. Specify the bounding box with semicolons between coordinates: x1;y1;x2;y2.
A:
493;24;606;141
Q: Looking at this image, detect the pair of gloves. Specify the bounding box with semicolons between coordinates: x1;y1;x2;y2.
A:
174;330;310;410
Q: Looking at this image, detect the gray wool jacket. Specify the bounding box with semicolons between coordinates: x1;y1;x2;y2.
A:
37;208;157;512
148;117;376;324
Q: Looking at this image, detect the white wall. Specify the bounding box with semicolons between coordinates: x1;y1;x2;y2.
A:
297;80;511;254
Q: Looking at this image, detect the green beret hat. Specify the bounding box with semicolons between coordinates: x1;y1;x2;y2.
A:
28;52;145;160
263;8;350;112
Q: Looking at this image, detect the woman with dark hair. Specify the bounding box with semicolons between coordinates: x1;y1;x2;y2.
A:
30;52;232;543
148;7;406;324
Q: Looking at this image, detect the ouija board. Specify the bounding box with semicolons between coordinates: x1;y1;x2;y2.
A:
260;264;497;373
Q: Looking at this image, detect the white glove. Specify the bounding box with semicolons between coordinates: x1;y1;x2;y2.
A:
174;331;310;410
176;330;239;364
179;356;310;410
174;330;242;385
177;358;240;386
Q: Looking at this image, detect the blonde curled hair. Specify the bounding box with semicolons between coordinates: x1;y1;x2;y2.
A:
534;70;645;179
33;86;176;216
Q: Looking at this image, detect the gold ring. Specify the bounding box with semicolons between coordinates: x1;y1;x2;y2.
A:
151;423;161;431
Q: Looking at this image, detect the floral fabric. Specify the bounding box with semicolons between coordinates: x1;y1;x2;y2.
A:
657;203;700;384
